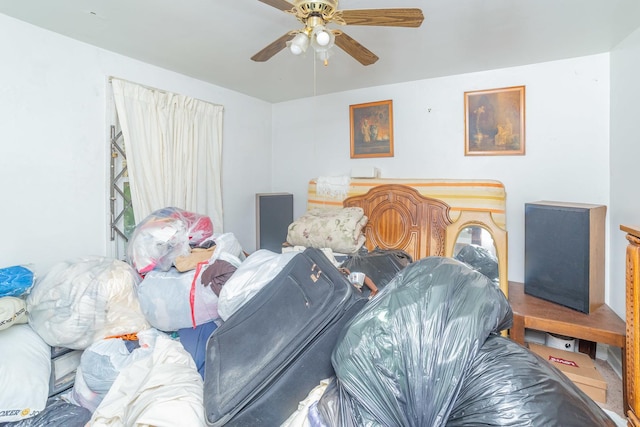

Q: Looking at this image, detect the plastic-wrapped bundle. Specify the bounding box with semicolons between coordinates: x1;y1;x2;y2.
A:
126;207;213;274
26;257;149;349
69;337;143;412
447;335;615;426
0;265;34;297
217;249;297;321
136;267;221;331
328;257;512;427
0;296;28;331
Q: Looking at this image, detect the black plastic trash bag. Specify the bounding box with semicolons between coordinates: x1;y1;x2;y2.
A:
447;335;615;426
0;398;92;427
327;257;512;427
340;247;412;289
454;243;499;283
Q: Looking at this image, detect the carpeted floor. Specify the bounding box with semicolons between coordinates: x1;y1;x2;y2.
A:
594;358;624;420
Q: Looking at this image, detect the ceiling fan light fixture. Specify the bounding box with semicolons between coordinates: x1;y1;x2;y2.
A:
311;25;335;50
314;26;331;46
315;46;334;66
288;32;310;55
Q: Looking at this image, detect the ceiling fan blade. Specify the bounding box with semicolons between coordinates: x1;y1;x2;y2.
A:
334;32;379;66
251;33;295;62
339;8;424;27
257;0;293;12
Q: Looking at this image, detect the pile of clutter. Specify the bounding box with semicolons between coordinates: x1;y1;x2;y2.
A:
0;206;272;426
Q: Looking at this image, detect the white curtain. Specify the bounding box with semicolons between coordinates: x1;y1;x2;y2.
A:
111;78;224;232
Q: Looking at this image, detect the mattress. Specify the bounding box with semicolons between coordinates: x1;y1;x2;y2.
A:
307;178;507;228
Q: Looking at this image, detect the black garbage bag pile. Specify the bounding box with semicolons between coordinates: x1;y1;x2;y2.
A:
316;257;614;427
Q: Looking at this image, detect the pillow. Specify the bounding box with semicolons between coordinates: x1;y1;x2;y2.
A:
286;208;367;254
0;324;51;423
0;296;28;331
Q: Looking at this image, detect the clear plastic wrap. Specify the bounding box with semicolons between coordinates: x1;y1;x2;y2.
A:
217;249;297;321
136;267;221;331
126;207;213;274
0;296;28;331
26;257;149;349
327;257;512;426
0;265;34;297
68;337;145;412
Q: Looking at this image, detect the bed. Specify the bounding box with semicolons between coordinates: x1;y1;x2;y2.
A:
307;177;509;297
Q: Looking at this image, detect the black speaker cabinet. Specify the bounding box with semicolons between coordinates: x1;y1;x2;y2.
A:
256;193;293;253
524;201;606;314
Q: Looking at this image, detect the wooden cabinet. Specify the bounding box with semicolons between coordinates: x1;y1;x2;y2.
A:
622;225;640;427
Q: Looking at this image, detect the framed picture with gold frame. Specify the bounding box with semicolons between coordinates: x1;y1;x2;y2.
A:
464;86;525;156
350;99;394;159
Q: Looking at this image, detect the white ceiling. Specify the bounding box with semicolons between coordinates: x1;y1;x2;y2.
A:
2;0;640;103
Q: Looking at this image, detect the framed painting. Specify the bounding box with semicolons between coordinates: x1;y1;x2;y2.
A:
464;86;525;156
350;99;394;159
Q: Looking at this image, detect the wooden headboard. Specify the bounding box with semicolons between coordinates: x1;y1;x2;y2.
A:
341;182;508;298
343;184;453;260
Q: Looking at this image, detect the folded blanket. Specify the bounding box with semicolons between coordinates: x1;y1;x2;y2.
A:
286;208;367;254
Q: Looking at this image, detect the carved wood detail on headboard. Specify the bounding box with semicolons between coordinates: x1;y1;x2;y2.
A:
343;184;453;261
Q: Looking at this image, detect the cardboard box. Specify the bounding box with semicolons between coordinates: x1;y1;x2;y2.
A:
528;343;607;404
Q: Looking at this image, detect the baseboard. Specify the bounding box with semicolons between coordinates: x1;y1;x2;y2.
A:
606;345;623;379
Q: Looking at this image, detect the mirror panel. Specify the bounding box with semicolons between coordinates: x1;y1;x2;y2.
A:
445;210;508;299
453;226;496;258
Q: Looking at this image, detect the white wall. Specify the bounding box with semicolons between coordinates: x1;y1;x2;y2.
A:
272;55;617;314
0;14;272;276
2;12;628;319
610;27;640;318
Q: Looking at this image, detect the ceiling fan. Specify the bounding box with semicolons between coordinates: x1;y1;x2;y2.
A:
251;0;424;66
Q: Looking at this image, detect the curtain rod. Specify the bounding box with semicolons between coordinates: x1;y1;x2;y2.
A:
108;76;170;95
108;76;224;108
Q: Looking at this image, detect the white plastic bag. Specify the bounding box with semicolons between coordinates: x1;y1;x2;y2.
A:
136;267;220;331
27;257;149;349
217;250;297;321
70;337;147;412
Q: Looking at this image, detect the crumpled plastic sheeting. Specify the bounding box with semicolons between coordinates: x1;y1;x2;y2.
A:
327;257;513;427
3;398;92;427
136;267;220;331
447;335;615;426
454;244;499;283
340;247;412;290
126;207;213;274
69;337;146;412
217;249;297;321
26;257;150;350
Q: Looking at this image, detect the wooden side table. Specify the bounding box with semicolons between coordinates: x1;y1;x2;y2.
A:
508;281;627;410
